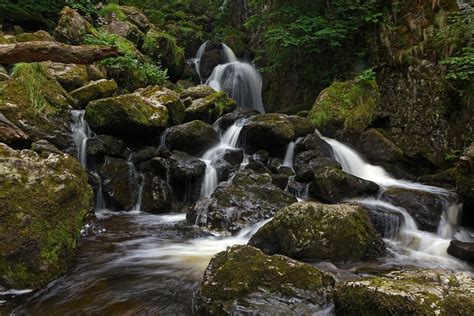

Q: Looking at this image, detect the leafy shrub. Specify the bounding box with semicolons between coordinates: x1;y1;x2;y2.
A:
98;3;127;21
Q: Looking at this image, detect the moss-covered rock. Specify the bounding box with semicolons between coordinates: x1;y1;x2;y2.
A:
165;120;219;156
309;166;379;203
359;128;404;163
15;30;54;42
101;20;144;47
381;188;444;232
184;91;237;124
195;245;335;314
54;6;94;44
308;79;380;137
142;28;185;81
137;85;185;125
121;6;150;32
44;62;101;92
334;269;474;315
0;63;74;150
447;240;474;264
0;143;93;289
249;202;385;262
179;85;216;100
70;79;117;108
86;135;125;158
0;113;30;148
84;93;168;137
188;169;297;234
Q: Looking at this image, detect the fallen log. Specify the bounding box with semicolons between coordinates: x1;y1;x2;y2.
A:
0;41;122;64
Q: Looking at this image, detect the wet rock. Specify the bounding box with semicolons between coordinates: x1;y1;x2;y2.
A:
137;85;185;125
359;128;404;163
296;157;341;182
287;115;316;138
84;94;168;137
99;157;134;211
245;159;271;174
184;91;237;124
334;269;474;315
249;202;385;262
54;6;94;44
188;169;297;233
222;148;244;166
141;173;172;213
381;188;444;232
0;144;93;289
45;63;91;91
214;158;236;182
199;40;225;80
294;133;333;156
70;79;118;108
195;245;335;315
309;166;379;203
272;173;289;190
86;135;125;158
165;120;219;156
179;85;216;101
131;146;160;164
168;151;206;202
216;108;260;131
142;28;185;81
31;140;62;155
447;240;474;264
101;20;144;47
252;149;269;165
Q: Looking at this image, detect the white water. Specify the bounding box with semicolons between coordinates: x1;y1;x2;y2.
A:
321;135;473;270
222;43;237;63
71;110;91;167
127;154;145;212
207;61;264;113
200;119;247;198
282;137;303;169
187;41;208;83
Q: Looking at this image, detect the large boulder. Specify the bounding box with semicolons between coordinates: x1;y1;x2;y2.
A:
359;128;404;163
99;157;134;211
168;151;206;202
249;202;385;262
137;86;185;125
121;6;150;32
195;245;335;315
15;30;54;42
0;144;93;289
140;173;172;213
309;166;379;203
54;6;94;44
179;85;216;100
188;169;297;233
184;91;237;124
447;240;474;264
165;120;219;156
84;94;168;137
142;28;185;81
198;41;225;81
86;135;125;158
334;269;474;315
381;188;444;232
45;62;105;91
70;79;118;108
101;20;144;47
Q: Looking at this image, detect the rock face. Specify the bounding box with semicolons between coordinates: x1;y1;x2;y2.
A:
243;114;314;155
0;144;93;289
195;245;335;315
102;20;144;47
381;188;444;232
359;128;404;163
84;94;168;137
70;79;118;108
334;269;474;315
309;166;379;203
447;240;474;264
249;202;385;262
168;151;206;202
165;120;219;156
99;157;134;210
0;113;29;148
137;86;185;125
198;40;225;80
184;91;237;124
54;6;94;44
188;169;297;233
179;85;216;100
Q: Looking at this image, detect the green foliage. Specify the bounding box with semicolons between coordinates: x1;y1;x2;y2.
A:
84;31;136;56
356;68;376;82
441;47;474;81
64;0;98;18
444;149;463;162
10;63;59;116
98;3;126;21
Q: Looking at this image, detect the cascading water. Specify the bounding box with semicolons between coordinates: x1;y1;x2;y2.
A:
282;137;303;168
200;119;247;198
320;135;473;269
71;110;91;167
127;154;145;212
187;41;208;83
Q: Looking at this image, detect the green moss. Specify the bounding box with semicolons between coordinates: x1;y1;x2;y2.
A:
99;3;127;21
184;91;237;123
308;78;380;133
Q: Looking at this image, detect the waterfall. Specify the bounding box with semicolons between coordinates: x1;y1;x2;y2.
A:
222;44;237;63
282;137;303;169
321;135;473;269
127;154;145;212
200;119;247;198
71;110;91;167
91;171;106;211
207;62;264;113
187;41;208;83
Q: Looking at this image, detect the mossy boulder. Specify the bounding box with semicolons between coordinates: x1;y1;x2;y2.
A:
99;157;134;211
249;202;385;262
142;28;185;81
101;20;144;47
54;6;94;44
45;62;104;92
179;85;216;100
84;94;168;137
0;144;93;289
184;91;237;124
243;114;314;156
70;79;118;108
165;120;219;155
188;169;297;234
137;85;185;125
309;166;379;203
359;128;404;164
0;113;30;148
121;6;150;32
15;30;54;42
0;63;74;150
86;135;125;158
195;245;335;314
381;188;444;232
308;79;380;137
334;269;474;315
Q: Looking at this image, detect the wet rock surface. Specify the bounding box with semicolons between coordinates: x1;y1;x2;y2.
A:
165;120;219;156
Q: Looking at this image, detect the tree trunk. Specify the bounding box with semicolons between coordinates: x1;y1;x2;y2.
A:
0;42;122;64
